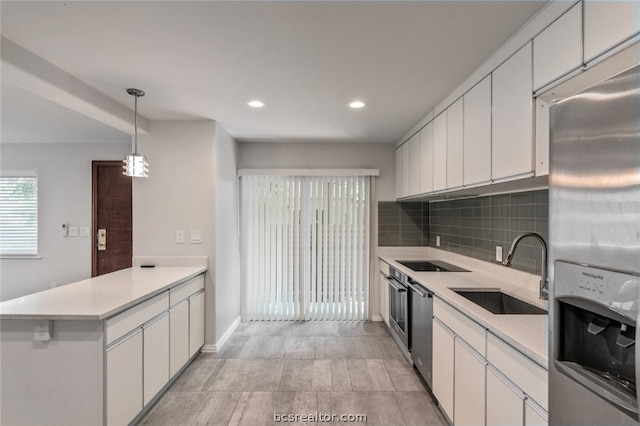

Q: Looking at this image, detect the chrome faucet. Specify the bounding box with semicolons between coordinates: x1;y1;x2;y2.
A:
502;232;548;300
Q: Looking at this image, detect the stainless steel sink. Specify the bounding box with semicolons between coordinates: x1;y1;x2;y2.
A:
451;289;547;315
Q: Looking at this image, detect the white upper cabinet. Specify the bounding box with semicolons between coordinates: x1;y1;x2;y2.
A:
446;98;464;189
401;142;410;197
584;0;640;62
395;146;402;198
433;113;447;191
394;142;410;199
492;42;534;182
419;122;434;194
463;75;492;186
533;2;582;90
409;133;421;196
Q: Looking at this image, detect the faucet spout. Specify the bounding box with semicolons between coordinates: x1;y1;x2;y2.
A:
501;232;548;301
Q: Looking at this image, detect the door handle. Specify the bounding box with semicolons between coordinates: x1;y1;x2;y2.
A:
97;229;107;251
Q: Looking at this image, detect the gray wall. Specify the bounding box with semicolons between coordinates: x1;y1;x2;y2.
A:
0;142;130;301
237;141;396;201
134;120;241;348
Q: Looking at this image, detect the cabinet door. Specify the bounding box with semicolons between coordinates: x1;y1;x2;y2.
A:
143;313;169;406
107;329;143;426
525;400;547;426
446;98;464;189
419;122;434;193
487;366;525;426
432;318;454;422
433;113;447;191
170;300;190;377
492;42;534;181
409;134;421;196
454;339;486;426
401;142;410;197
584;0;640;62
533;3;582;90
379;272;389;326
189;291;205;357
463;75;492;186
395;147;402;199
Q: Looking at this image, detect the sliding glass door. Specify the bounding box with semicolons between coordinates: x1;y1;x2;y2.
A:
240;175;370;321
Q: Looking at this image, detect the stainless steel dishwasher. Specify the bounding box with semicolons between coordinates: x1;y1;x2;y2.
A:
408;277;433;389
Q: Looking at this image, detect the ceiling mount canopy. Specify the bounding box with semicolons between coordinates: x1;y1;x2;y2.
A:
123;88;148;178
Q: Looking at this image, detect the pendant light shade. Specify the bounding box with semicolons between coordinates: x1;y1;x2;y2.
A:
123;88;148;177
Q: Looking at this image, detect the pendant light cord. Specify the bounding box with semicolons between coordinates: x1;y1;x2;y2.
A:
134;93;138;154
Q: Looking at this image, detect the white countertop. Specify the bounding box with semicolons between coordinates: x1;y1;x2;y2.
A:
0;266;207;320
378;246;549;368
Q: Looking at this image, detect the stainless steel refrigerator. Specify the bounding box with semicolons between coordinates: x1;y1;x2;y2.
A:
549;64;640;424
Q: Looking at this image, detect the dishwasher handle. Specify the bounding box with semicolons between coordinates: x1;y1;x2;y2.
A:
407;281;432;298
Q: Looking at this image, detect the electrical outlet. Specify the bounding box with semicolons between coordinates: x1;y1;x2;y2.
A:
176;230;185;244
68;226;79;237
80;227;90;237
190;230;203;244
436;236;441;247
34;320;52;341
496;246;503;262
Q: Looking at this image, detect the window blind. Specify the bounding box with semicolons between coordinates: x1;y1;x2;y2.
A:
240;174;370;321
0;171;38;256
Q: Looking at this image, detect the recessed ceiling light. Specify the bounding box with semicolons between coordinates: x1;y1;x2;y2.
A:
248;100;264;108
349;101;365;109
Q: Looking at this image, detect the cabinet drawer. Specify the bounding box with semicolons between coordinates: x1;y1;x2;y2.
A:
487;332;548;411
379;260;390;276
107;291;169;345
434;298;486;356
170;274;205;307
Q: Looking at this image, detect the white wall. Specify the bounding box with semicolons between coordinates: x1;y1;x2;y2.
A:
0;142;130;301
237;142;396;201
133;120;240;348
213;123;240;342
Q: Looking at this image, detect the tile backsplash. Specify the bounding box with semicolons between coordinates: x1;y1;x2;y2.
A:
378;189;549;275
378;201;429;246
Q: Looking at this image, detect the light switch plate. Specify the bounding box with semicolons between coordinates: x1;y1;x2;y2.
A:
68;226;79;237
190;230;203;244
80;227;90;237
496;246;503;262
176;230;185;244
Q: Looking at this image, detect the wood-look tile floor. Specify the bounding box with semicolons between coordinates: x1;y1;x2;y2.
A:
138;321;446;426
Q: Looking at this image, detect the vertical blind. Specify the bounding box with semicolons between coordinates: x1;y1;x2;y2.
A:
241;175;370;321
0;171;38;256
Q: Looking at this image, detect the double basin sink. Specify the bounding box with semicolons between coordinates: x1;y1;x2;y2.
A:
452;288;546;315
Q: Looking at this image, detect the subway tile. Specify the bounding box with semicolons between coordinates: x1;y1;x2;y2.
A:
511;191;537;205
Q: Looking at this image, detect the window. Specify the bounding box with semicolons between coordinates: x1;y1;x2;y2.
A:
0;170;38;256
240;174;371;321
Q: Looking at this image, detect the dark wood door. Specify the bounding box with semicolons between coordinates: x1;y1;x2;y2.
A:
92;161;132;277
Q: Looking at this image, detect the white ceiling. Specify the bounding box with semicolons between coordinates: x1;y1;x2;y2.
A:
1;1;548;144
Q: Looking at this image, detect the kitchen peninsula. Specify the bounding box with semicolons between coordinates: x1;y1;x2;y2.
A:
0;263;207;426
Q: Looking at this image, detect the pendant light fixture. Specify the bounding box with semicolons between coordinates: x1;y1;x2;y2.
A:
123;88;149;177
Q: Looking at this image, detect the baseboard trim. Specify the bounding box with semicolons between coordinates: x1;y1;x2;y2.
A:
371;315;383;322
210;316;242;352
201;344;216;353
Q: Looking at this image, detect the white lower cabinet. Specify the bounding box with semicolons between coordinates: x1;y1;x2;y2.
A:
107;329;143;426
143;312;170;406
170;300;190;378
189;291;205;357
433;297;548;426
379;272;389;325
525;400;547;426
487;365;525;426
454;339;486;426
433;318;455;422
